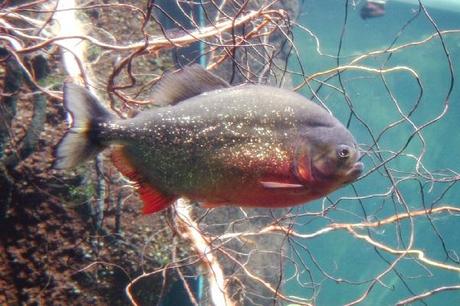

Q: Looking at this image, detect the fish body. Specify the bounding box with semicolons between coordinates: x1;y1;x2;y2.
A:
55;65;363;214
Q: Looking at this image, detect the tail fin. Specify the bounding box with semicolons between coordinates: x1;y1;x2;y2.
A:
54;83;116;170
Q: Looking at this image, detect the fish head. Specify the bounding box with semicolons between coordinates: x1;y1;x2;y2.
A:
294;125;363;189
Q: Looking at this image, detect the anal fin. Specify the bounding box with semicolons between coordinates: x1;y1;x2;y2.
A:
112;146;175;214
139;185;176;214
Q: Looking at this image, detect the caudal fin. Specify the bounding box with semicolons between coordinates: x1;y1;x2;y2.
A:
54;83;116;170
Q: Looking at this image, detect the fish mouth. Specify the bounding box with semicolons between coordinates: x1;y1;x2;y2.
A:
344;162;364;183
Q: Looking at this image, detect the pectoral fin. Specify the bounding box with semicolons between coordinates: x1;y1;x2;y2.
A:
260;181;305;189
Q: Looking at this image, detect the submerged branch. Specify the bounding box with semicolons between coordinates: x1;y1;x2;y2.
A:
175;198;235;306
218;205;460;274
395;285;460;305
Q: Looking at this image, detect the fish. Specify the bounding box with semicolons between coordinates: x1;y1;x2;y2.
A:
360;0;386;20
54;65;363;214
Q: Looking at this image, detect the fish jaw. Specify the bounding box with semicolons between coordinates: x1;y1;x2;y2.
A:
343;161;364;184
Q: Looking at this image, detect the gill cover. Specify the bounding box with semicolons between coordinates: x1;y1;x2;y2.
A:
292;143;313;184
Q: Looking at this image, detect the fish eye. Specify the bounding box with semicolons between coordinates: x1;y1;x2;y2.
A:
337;145;351;159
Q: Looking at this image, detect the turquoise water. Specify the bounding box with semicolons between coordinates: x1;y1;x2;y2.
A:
286;1;460;305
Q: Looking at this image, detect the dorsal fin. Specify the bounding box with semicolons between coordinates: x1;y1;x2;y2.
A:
111;146;175;214
152;64;230;106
